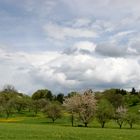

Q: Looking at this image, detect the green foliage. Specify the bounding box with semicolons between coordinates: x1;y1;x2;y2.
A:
103;89;125;108
13;96;27;112
126;113;139;128
96;99;114;128
115;106;127;129
43;102;62;123
32;99;48;115
131;87;138;95
1;84;140;136
32;89;53;101
56;93;64;104
0;91;16;118
125;95;140;106
0;86;32;118
0;98;15;118
2;84;18;93
67;91;78;97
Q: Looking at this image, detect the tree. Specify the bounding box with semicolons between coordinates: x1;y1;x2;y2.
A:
4;99;15;118
64;89;96;127
63;92;80;126
79;89;97;127
43;102;62;123
32;89;53;101
131;87;137;95
2;84;17;93
0;85;32;118
56;93;64;104
67;91;78;98
125;94;140;106
0;96;5;116
103;89;124;108
120;89;127;95
115;106;127;129
0;95;15;119
12;95;28;113
96;99;114;128
32;99;48;115
0;89;16;118
126;113;139;129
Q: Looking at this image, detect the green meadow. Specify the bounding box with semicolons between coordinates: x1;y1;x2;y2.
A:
0;115;140;140
1;88;140;140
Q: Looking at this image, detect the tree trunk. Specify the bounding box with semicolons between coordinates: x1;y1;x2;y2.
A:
85;123;88;127
35;108;38;115
52;118;55;123
102;122;105;128
71;114;74;127
17;107;21;113
119;124;122;129
6;111;10;119
130;123;133;129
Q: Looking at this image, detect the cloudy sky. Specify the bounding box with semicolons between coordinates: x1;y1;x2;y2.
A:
0;0;140;94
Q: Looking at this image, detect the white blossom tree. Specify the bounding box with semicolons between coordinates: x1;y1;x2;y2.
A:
64;89;96;127
63;93;80;126
115;106;127;129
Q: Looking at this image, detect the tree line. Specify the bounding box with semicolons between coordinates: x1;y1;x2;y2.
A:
0;85;140;129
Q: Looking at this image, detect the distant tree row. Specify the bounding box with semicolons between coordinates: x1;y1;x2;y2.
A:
0;85;63;118
0;85;140;129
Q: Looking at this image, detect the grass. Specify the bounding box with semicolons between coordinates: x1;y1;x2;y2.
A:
0;122;140;140
0;105;140;140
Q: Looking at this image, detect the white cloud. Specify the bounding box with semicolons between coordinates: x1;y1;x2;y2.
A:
21;0;58;17
1;41;140;94
61;0;140;18
72;18;92;27
44;23;97;40
30;49;140;92
74;41;96;52
95;43;127;57
113;30;135;39
1;0;140;94
63;41;96;55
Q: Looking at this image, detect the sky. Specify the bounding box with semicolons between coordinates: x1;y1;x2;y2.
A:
0;0;140;94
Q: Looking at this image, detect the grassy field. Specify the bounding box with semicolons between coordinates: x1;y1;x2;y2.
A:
1;122;140;140
0;104;140;140
0;116;140;140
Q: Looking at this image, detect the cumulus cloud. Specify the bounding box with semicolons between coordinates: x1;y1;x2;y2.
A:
27;47;140;93
1;42;140;94
95;43;127;57
1;0;140;94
